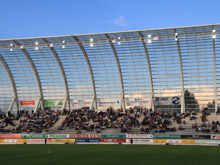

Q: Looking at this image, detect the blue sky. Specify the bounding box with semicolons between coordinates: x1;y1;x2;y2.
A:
0;0;219;39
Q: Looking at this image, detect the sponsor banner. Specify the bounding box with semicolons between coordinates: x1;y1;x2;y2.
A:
22;134;48;139
27;139;45;144
153;134;181;139
100;135;126;139
181;135;210;139
167;139;181;144
126;139;131;143
0;134;22;139
153;139;167;143
133;139;153;144
70;134;89;138
75;139;100;143
5;139;17;144
126;134;153;139
20;100;35;107
16;139;28;143
89;134;100;138
47;139;75;143
211;135;220;139
196;140;220;144
181;139;196;144
71;99;92;108
100;139;126;143
125;98;150;107
48;134;70;138
44;100;63;107
155;96;180;105
0;139;5;143
97;98;120;108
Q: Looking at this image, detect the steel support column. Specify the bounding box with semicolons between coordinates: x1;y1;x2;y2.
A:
0;54;19;112
73;36;97;110
174;29;185;113
212;26;218;113
13;40;44;112
43;38;70;110
105;34;125;110
138;32;155;111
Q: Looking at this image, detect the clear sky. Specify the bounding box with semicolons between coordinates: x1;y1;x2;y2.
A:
0;0;219;39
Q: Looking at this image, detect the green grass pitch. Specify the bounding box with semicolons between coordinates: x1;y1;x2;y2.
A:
0;144;220;165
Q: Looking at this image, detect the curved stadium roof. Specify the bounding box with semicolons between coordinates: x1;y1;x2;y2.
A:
0;24;220;113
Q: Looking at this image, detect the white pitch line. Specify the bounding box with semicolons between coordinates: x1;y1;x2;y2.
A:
0;150;51;158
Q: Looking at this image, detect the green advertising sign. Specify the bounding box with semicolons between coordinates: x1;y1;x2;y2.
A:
48;134;69;138
100;134;126;138
153;134;181;139
22;134;48;139
44;100;55;107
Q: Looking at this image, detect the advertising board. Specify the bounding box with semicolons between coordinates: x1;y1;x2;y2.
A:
126;134;153;139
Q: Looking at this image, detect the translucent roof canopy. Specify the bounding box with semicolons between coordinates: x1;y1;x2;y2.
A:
0;23;219;113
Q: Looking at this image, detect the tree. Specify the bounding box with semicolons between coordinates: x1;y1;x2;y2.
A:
184;90;200;111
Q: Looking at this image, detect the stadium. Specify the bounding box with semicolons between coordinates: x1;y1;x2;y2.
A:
1;23;220;164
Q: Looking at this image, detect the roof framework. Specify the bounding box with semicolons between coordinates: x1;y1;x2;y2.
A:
0;24;220;112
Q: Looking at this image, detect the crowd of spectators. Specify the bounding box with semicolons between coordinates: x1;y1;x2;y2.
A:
0;109;60;133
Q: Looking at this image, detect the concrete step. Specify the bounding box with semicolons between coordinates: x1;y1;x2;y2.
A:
46;115;66;134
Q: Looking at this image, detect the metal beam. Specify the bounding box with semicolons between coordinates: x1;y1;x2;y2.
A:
138;32;155;111
73;36;97;110
105;34;125;110
212;26;218;113
43;38;70;110
0;54;19;112
13;40;44;112
174;29;185;113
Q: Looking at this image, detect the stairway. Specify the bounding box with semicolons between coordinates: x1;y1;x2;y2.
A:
46;115;66;134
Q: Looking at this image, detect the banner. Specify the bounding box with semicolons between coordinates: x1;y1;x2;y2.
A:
181;135;210;139
196;140;220;144
0;139;5;143
27;139;45;144
0;134;22;139
153;134;181;139
89;134;100;138
153;139;167;143
5;139;17;144
97;98;120;108
100;135;126;139
155;96;180;105
70;134;89;138
125;98;150;107
44;100;63;107
75;139;100;143
16;139;28;143
211;135;220;139
48;134;70;138
167;139;181;144
126;134;153;139
47;139;75;143
100;139;126;143
181;139;196;144
71;99;92;108
132;139;153;144
20;100;35;107
22;134;48;139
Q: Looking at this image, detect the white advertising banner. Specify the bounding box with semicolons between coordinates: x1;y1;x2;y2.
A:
132;139;153;144
97;98;120;108
167;139;181;144
71;99;92;108
5;139;17;144
126;134;153;139
155;96;180;105
125;98;150;107
27;139;45;144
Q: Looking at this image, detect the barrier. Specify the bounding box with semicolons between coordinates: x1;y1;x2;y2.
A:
47;138;75;144
181;135;210;139
0;134;22;139
48;134;70;138
167;139;181;144
70;134;89;138
196;139;220;144
211;135;220;139
5;139;17;144
75;139;100;143
0;139;5;143
27;139;45;144
16;139;28;144
22;134;48;139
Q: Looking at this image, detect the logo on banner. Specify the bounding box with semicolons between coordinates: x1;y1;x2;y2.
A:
172;96;180;105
